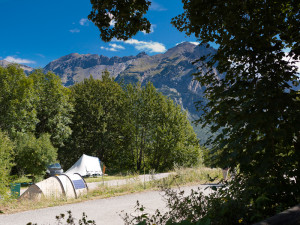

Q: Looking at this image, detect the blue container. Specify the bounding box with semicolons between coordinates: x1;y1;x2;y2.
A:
10;183;21;198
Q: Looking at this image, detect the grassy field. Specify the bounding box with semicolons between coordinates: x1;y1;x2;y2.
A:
0;167;222;214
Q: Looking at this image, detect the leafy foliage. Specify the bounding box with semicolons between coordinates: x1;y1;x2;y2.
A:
171;0;300;213
29;70;73;147
123;175;294;225
0;130;14;198
88;0;151;41
14;133;57;182
26;211;96;225
0;65;37;135
125;82;201;171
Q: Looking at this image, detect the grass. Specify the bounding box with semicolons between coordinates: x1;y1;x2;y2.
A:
0;167;222;214
84;172;139;183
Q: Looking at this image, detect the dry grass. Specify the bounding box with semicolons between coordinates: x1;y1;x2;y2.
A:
84;172;139;183
0;167;222;214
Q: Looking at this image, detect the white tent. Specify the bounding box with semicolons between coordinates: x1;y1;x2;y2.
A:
65;154;102;177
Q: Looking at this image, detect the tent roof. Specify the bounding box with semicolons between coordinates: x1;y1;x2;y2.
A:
65;154;102;176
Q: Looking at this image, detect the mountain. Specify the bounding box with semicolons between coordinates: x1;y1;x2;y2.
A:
44;42;217;115
44;42;219;143
0;60;34;74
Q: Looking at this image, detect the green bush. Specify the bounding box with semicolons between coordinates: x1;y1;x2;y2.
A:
14;132;57;182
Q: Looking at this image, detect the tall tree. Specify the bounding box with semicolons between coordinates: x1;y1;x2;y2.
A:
29;70;73;147
125;82;201;171
0;65;37;135
171;2;300;214
61;72;129;170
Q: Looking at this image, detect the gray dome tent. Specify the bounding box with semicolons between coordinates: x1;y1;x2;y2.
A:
20;173;88;200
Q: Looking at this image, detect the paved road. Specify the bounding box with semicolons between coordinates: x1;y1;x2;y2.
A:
0;185;216;225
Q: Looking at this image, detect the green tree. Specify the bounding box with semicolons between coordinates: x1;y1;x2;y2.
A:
0;65;37;135
29;70;73;147
61;72;129;170
172;0;300;216
14;133;57;182
125;82;200;171
0;130;14;198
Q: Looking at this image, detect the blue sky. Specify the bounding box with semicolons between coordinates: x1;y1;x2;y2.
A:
0;0;200;68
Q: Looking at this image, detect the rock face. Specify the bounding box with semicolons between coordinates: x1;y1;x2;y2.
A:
0;60;34;74
44;42;218;121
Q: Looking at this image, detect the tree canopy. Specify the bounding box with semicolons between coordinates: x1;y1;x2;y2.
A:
29;70;73;147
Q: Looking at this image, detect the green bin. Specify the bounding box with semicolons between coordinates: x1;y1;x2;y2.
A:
10;183;21;198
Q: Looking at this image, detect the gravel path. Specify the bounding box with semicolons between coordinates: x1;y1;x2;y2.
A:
0;184;216;225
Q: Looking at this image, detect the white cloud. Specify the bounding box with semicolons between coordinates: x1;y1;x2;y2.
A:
116;39;166;53
79;18;89;26
109;43;125;50
150;1;167;11
4;56;36;64
69;28;80;33
100;43;125;52
142;24;156;35
100;46;117;52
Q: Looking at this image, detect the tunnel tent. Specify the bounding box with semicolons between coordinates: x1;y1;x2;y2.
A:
20;173;88;200
65;154;102;177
